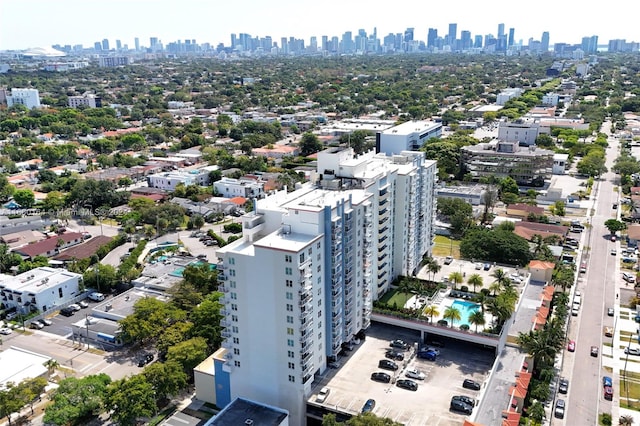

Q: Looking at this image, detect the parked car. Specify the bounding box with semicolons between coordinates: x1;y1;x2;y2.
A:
29;321;43;329
452;395;475;407
68;304;81;312
370;372;391;383
554;399;565;419
137;353;154;368
361;399;376;413
389;339;409;350
591;346;599;357
385;350;404;361
0;327;12;335
483;263;491;270
624;347;640;355
59;307;75;317
39;318;52;326
462;379;481;390
444;256;453;265
417;350;437;361
608;307;615;316
559;378;569;394
604;386;613;400
316;387;330;403
88;292;105;302
567;340;576;352
421;347;440;356
405;367;425;380
450;399;473;415
396;379;418;391
378;359;398;371
78;300;89;309
603;376;613;387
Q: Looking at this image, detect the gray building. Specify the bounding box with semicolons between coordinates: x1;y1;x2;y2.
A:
462;141;554;185
497;119;543;146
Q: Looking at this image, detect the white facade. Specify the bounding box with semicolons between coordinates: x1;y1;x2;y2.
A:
496;88;523;106
147;170;210;191
542;92;560;106
377;120;442;155
497;119;542;146
553;153;569;174
7;88;40;109
0;267;82;314
214;177;265;199
215;148;437;425
68;93;101;108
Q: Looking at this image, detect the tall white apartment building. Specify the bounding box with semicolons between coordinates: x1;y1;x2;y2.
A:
6;88;41;109
213;148;437;424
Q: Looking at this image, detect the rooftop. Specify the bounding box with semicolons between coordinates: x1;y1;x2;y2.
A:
209;397;288;426
0;267;81;293
380;120;441;136
0;347;50;390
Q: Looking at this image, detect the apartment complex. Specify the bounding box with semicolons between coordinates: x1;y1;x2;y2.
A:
68;93;102;108
6;88;41;109
461;141;554;185
0;267;83;314
212;148;437;424
497;119;545;146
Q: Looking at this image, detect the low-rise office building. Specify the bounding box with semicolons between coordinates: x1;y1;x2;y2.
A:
214;177;265;199
497;119;545;146
376;120;442;155
68;93;101;108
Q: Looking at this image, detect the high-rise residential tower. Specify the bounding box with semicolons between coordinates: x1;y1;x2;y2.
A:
213;147;437;424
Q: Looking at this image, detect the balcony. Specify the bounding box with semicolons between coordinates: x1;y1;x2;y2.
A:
218;274;228;281
302;361;315;376
218;284;229;293
299;293;311;306
220;319;230;328
221;330;231;338
221;340;232;349
216;262;226;270
224;352;233;360
299;258;311;270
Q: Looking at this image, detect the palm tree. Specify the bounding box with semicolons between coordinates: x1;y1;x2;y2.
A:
620;415;635;425
491;268;510;288
397;279;414;307
469;310;486;332
531;234;545;257
467;273;483;293
443;306;462;328
44;358;60;376
473;291;489;314
423;305;440;323
489;281;502;297
448;271;464;290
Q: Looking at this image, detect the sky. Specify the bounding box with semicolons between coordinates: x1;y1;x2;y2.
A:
1;0;638;51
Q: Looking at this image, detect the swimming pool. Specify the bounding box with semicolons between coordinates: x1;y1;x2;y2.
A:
450;300;480;327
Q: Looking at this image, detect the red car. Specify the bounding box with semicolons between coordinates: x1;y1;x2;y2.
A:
567;340;576;352
604;386;613;400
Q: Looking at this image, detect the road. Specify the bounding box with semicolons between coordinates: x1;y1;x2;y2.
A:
562;121;618;425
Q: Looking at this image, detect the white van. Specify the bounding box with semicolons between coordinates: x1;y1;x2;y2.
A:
88;292;105;302
574;295;582;306
623;272;636;284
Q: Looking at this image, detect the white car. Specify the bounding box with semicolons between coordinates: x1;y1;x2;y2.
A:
0;327;12;335
68;304;81;312
405;367;426;380
78;300;89;309
88;292;105;302
316;387;330;403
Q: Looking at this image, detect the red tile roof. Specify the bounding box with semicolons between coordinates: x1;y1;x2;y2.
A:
54;235;113;261
228;197;247;206
14;232;83;258
528;260;556;270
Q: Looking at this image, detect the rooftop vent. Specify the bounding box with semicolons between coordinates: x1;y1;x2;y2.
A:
245;420;254;425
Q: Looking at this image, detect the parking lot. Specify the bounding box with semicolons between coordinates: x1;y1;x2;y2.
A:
311;323;494;425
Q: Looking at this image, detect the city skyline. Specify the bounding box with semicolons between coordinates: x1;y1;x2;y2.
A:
1;0;639;51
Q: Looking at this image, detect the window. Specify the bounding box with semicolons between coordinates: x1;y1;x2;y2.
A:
232;326;239;333
286;279;293;287
318;310;322;318
317;242;321;249
286;304;293;312
233;337;239;344
285;255;292;263
58;288;63;298
288;350;294;358
229;269;236;276
285;267;292;275
317;265;321;272
318;299;321;307
299;253;305;263
286;292;293;300
287;339;294;347
287;315;294;324
318;321;322;329
231;315;238;322
287;327;294;335
230;281;236;288
233;348;240;355
288;362;295;369
231;292;237;300
229;258;235;265
231;304;238;311
308;248;312;255
234;360;241;367
288;375;295;383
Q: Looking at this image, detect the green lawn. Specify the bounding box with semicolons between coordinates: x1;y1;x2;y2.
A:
379;288;412;308
433;235;460;258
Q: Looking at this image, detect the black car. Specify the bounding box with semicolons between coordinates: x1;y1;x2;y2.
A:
378;359;398;371
462;379;481;391
452;395;475;408
370;372;391;383
385;350;404;361
396;379;418;391
361;399;376;413
558;378;569;394
450;399;473;415
59;307;75;317
138;353;155;367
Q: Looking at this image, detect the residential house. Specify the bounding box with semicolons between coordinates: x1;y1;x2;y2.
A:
513;222;568;241
54;235;113;262
627;224;640;247
506;204;545;219
13;232;84;259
